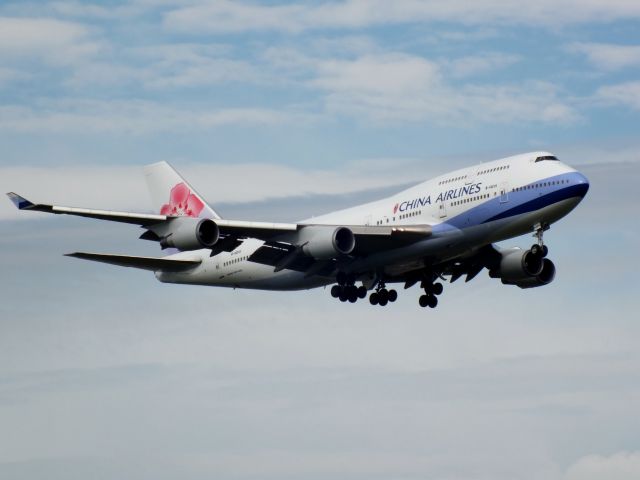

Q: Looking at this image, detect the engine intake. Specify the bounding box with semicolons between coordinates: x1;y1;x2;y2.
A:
301;226;356;260
159;217;219;251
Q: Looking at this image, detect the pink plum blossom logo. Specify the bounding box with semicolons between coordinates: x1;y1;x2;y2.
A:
393;203;399;214
160;182;205;217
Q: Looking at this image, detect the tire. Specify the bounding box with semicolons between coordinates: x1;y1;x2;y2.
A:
379;297;388;306
427;295;438;308
369;293;379;305
531;244;542;257
339;292;348;302
419;295;429;308
331;285;341;298
387;289;398;302
432;282;443;296
542;245;549;257
357;286;367;299
348;293;357;303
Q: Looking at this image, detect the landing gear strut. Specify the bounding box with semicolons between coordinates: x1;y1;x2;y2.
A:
532;222;550;257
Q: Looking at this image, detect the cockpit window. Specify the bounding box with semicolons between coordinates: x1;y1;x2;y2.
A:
535;155;558;162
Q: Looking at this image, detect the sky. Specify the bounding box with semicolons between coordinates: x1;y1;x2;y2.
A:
1;1;640;479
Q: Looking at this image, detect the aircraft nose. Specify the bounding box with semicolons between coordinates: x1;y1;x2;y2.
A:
573;171;590;198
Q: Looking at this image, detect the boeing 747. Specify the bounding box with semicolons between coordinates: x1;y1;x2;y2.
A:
7;151;589;308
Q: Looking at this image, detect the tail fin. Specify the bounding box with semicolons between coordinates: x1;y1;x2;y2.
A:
144;161;221;219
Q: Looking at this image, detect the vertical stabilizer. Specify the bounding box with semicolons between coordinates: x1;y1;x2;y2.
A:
143;161;221;219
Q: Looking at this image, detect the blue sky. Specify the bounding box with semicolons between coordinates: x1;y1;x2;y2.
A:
1;1;640;479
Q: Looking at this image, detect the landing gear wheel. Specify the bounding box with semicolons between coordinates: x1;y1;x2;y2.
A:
542;245;549;257
331;285;341;298
339;292;348;302
357;286;367;299
369;292;379;305
427;295;438;308
432;282;443;296
378;289;389;303
530;244;542;257
419;295;429;308
387;289;398;302
378;296;388;307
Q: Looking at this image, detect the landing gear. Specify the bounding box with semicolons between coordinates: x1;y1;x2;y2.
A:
533;223;550;257
331;272;368;304
368;280;397;307
418;279;444;308
419;294;438;308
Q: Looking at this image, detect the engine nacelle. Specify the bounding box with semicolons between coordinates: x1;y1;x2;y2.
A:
490;247;544;283
301;226;356;260
489;247;556;289
508;258;556;289
159;217;219;251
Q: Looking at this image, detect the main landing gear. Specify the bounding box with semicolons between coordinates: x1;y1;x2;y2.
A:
418;280;443;308
329;273;398;306
369;282;397;307
330;272;367;303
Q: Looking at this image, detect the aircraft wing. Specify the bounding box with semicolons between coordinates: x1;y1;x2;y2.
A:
6;192;431;248
7;192;298;237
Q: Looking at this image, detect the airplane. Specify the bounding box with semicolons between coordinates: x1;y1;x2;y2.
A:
7;151;589;308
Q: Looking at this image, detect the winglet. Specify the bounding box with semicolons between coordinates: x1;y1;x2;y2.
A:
6;192;34;210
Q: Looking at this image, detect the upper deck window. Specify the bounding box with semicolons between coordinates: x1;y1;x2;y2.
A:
535;155;558;162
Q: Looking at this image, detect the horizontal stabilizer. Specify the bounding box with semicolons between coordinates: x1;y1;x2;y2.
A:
65;252;201;272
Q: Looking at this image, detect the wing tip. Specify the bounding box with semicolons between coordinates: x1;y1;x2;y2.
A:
6;192;34;210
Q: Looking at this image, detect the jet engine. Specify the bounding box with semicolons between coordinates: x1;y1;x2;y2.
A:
489;247;555;289
158;217;220;251
300;226;356;260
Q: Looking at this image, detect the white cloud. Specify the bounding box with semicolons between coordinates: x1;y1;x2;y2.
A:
595;81;640;110
444;52;521;78
308;53;578;124
313;53;441;96
62;42;264;89
164;0;640;34
565;452;640;480
48;1;143;19
568;42;640;71
0;17;100;65
0;100;296;134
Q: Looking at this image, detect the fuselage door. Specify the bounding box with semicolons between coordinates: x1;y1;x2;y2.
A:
439;202;447;218
500;181;510;203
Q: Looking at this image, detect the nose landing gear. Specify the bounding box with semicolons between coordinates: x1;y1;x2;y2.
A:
533;222;550;257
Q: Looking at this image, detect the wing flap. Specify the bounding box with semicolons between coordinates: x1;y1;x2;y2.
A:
65;252;201;271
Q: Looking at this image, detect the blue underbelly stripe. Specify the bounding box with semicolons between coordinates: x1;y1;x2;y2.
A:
482;183;588;223
440;172;588;230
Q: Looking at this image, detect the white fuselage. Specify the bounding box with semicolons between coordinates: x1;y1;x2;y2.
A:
157;152;589;290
